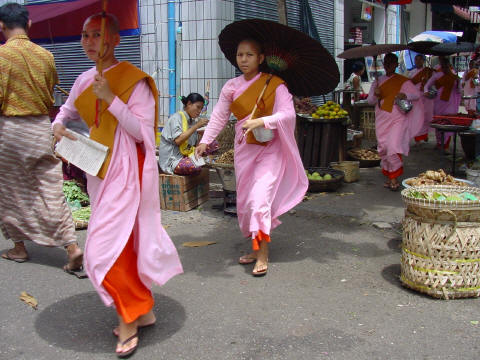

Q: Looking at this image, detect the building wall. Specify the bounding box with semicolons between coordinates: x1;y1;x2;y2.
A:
334;0;344;90
405;2;432;39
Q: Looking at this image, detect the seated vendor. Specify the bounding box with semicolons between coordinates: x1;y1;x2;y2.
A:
158;93;217;175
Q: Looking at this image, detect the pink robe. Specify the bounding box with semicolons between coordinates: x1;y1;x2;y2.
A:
201;73;308;238
409;68;434;138
53;63;183;305
462;70;479;112
424;70;461;146
367;75;423;173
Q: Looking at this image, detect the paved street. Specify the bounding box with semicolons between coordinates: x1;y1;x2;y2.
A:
1;141;480;360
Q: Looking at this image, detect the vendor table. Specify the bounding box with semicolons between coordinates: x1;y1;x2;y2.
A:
296;114;348;168
430;123;470;176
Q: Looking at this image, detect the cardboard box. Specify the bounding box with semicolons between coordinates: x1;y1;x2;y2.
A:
159;168;209;211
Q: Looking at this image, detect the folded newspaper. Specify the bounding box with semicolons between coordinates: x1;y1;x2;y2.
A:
55;128;109;176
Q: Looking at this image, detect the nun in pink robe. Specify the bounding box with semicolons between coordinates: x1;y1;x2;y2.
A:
462;62;479;113
408;65;434;142
199;72;308;257
367;54;423;190
53;63;183;306
424;60;461;149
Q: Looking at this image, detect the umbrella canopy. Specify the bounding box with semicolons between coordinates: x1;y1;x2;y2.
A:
218;19;339;96
337;43;408;59
428;42;479;55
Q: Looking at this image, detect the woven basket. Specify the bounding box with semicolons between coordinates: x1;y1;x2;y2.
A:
359;108;376;141
400;185;480;299
330;161;360;183
216;119;236;154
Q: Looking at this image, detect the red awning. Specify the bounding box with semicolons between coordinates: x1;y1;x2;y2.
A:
26;0;139;42
453;5;480;23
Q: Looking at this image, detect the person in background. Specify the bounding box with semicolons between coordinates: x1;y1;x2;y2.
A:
158;93;217;175
408;54;435;143
53;13;182;357
0;3;83;271
345;61;367;101
367;53;423;191
424;56;461;150
462;59;479;115
195;38;308;277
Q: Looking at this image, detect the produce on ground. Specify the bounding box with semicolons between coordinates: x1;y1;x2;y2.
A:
405;169;466;187
311;101;349;119
63;180;89;204
407;190;478;202
216;149;234;165
72;206;91;222
306;169;335;181
349;148;380;160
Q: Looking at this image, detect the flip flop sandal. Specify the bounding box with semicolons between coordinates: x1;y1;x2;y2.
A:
116;332;138;359
389;183;401;192
1;251;29;263
238;255;256;265
252;262;268;277
63;264;88;279
113;322;155;337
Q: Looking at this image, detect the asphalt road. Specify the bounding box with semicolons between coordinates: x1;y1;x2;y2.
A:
1;141;480;360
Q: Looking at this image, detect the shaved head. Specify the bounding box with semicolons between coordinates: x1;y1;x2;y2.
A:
84;12;119;35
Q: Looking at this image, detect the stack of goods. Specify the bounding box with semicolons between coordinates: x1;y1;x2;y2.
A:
215;149;234;167
350;27;362;44
347;148;380;167
404;169;466;187
63;180;90;230
401;185;480;299
305;167;344;192
311;101;349;120
294;97;317;115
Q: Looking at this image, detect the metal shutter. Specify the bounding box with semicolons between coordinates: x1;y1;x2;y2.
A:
234;0;278;21
41;35;141;93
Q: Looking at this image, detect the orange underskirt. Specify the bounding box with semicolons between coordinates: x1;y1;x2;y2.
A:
382;154;403;180
252;230;271;251
102;144;153;324
415;134;428;142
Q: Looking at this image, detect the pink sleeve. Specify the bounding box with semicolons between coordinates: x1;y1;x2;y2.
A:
424;72;440;90
263;84;295;130
367;79;379;105
107;79;155;142
52;77;83;128
402;80;420;101
200;80;235;145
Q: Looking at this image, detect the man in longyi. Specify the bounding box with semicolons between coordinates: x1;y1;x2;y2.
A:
367;53;423;191
408;54;435;143
53;13;182;357
0;2;83;270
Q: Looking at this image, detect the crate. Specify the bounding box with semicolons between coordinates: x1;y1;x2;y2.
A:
159;168;209;211
359;107;376;141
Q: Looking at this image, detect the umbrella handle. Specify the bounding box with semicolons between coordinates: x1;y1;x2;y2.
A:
238;74;273;144
95;0;108;128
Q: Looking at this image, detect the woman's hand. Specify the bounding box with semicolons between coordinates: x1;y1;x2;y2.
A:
196;117;209;129
93;74;115;104
242;117;264;138
195;143;208;159
53;123;77;143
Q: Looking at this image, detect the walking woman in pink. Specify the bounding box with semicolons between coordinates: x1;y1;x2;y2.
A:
195;38;307;277
367;53;423;191
462;59;479;115
53;13;182;357
424;56;461;150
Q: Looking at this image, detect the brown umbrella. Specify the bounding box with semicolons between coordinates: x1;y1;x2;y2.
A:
337;43;409;59
218;19;339;96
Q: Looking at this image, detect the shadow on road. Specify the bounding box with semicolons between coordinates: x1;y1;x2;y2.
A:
34;292;185;354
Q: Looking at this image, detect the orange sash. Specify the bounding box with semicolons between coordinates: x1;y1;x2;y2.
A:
466;69;478;89
411;67;434;88
230;73;284;146
74;61;158;179
378;74;409;113
434;72;458;101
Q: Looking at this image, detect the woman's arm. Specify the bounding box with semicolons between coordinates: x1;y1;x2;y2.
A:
174;117;208;146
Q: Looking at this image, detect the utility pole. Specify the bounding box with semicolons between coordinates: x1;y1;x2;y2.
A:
278;0;288;25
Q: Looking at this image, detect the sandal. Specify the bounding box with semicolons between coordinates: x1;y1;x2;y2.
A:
252;259;268;277
389;182;400;192
1;249;29;263
63;264;88;279
238;254;257;265
383;181;391;189
116;332;138;358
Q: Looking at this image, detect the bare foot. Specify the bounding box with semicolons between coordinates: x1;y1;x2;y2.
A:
116;317;138;357
239;252;257;264
113;310;156;337
252;241;269;276
65;243;83;271
1;242;28;262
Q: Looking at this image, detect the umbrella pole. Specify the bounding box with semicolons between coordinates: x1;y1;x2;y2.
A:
95;0;108;128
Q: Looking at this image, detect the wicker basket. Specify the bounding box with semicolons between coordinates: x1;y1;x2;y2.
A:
400;185;480;299
330;161;360;183
359;108;376;141
307;167;344;192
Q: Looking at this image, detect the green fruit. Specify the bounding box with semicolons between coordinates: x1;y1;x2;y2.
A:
324;174;332;180
305;169;309;175
312;171;320;177
307;174;313;180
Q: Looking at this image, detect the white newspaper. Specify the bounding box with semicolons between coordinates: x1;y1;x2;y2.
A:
55;129;109;176
189;152;206;167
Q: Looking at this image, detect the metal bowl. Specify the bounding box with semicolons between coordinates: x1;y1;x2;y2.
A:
396;99;413;113
425;86;438;99
473;76;480;86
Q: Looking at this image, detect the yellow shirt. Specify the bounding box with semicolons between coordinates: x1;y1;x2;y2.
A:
0;34;58;116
